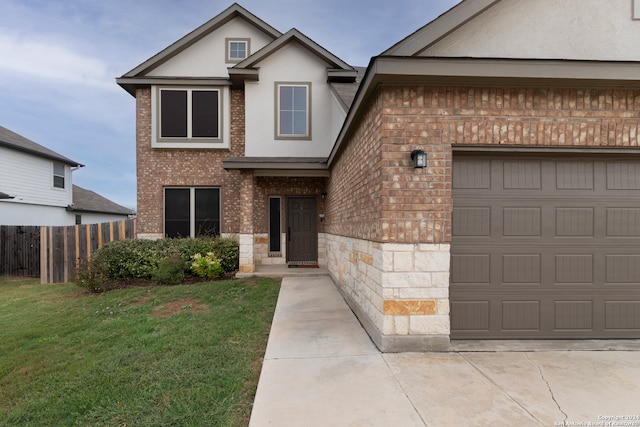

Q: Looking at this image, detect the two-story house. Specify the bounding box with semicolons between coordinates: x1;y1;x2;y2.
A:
117;4;358;267
0;125;134;225
118;1;640;351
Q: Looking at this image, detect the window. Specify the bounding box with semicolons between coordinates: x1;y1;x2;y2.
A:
269;197;281;253
165;188;220;238
75;214;82;225
53;162;65;189
276;83;310;139
159;88;220;140
226;38;250;62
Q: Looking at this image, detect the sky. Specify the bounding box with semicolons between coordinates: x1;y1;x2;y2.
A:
0;0;461;210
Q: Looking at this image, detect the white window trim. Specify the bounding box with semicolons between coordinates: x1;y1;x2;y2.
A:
151;86;230;149
52;161;66;190
275;82;311;140
225;38;250;63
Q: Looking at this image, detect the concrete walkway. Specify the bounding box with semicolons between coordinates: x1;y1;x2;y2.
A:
249;275;640;427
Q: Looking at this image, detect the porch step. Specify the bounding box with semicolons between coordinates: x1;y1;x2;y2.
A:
235;265;329;278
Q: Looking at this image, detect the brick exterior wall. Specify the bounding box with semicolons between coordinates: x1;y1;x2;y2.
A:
326;83;640;350
328;85;640;246
253;177;326;233
135;87;247;238
135;87;328;267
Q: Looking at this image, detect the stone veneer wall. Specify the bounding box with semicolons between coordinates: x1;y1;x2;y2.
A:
325;83;640;351
326;86;452;351
327;234;450;351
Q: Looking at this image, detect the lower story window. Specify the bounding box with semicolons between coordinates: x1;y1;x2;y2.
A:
164;187;220;238
269;196;281;252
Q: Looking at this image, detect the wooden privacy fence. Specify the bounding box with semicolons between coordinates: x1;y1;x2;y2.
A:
40;219;136;284
0;225;41;277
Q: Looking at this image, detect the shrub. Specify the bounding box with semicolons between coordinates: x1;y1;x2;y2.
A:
74;236;239;290
75;257;107;293
190;252;224;280
151;256;189;285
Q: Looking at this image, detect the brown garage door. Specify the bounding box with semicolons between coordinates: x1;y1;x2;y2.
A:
451;154;640;339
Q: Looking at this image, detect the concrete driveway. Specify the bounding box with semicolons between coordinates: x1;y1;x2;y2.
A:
249;275;640;427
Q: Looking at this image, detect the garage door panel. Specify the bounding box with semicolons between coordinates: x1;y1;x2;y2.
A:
452;207;491;236
450;301;490;331
503;160;541;189
555;254;593;284
556;161;594;190
554;301;594;331
556;208;594;236
605;301;640;330
452;155;640;339
502;301;540;330
451;254;490;284
606;208;640;236
503;207;541;236
502;254;541;284
605;255;640;284
606;161;640;190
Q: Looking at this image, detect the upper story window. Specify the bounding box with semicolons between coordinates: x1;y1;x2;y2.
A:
159;88;220;140
53;162;65;189
276;82;311;139
151;86;230;149
226;38;250;63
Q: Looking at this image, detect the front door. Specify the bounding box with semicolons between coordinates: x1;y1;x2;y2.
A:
287;197;318;263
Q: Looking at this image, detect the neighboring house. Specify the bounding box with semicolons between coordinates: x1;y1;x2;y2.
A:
0;125;134;225
68;185;136;224
117;0;640;350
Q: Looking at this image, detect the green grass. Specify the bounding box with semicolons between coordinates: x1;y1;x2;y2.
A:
0;276;280;426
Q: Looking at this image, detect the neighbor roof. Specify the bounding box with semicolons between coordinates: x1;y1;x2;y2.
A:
68;185;135;215
0;125;83;167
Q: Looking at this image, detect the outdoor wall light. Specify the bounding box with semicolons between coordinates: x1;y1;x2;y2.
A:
411;149;427;168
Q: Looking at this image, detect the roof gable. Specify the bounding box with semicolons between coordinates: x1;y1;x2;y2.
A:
383;0;500;57
385;0;640;61
229;28;356;84
0;125;82;167
120;3;281;79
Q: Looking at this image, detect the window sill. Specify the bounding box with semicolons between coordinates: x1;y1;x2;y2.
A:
152;140;230;150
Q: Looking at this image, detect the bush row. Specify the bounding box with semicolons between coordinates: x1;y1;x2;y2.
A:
76;237;239;292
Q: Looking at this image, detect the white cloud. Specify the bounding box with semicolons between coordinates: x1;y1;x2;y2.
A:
0;31;116;92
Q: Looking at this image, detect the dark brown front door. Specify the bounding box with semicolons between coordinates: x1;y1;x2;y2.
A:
287;197;318;263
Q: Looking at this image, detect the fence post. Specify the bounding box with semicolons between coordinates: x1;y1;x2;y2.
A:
40;226;47;284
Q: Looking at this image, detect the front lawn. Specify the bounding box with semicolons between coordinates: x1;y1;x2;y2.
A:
0;276;280;426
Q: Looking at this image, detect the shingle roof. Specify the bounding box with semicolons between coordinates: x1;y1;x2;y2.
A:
330;66;367;109
0;125;83;167
69;185;135;216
